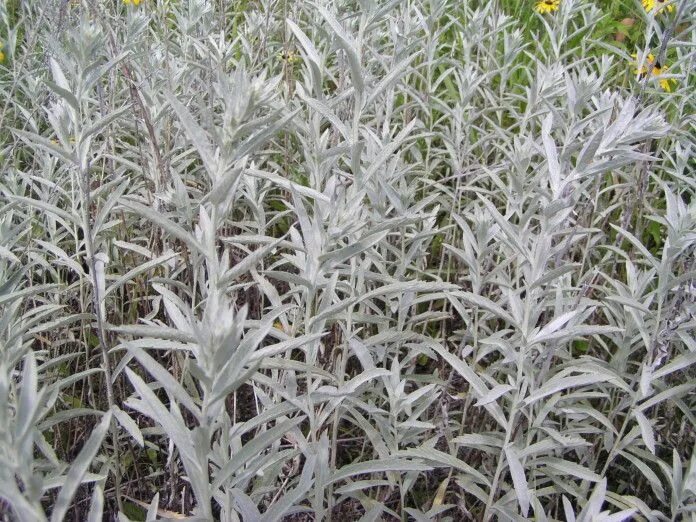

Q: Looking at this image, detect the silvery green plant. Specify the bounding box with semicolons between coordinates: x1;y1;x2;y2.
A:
0;0;693;519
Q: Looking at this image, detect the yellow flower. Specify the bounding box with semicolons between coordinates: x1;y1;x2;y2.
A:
642;0;675;13
123;0;141;5
632;53;676;92
280;50;301;65
0;42;4;64
535;0;560;14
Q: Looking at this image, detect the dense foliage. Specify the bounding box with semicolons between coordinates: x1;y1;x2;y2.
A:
0;0;694;520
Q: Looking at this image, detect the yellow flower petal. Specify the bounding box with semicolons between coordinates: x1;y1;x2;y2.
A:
632;52;676;92
644;0;676;13
535;0;560;14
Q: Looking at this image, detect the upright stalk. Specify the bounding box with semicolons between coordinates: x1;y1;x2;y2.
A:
78;160;124;513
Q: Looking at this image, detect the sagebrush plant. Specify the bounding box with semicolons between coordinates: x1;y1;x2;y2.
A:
0;0;693;520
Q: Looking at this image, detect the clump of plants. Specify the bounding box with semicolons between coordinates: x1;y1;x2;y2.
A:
0;0;693;520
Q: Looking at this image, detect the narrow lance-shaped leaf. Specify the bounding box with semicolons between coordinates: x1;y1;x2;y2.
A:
505;446;530;517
